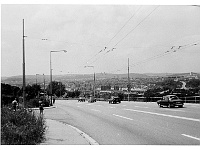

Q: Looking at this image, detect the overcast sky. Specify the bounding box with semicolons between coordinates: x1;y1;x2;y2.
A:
1;2;200;77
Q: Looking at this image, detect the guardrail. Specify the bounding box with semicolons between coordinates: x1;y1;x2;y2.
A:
56;96;200;104
122;96;200;103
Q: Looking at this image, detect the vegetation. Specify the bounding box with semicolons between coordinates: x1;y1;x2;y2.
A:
46;81;65;97
186;79;200;88
1;107;46;145
65;90;81;98
1;83;20;106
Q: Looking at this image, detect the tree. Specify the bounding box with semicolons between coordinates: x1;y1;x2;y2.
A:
1;83;21;106
186;79;200;88
46;81;65;97
25;84;41;100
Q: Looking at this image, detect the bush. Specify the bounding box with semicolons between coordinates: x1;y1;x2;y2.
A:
1;107;46;145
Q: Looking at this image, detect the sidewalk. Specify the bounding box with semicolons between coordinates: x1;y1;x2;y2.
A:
40;119;90;145
35;106;99;145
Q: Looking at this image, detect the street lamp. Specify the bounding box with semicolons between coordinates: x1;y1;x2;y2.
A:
36;74;40;85
84;66;95;98
36;73;45;98
50;50;67;104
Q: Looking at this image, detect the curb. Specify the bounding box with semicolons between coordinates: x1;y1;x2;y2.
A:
49;119;99;145
30;106;56;110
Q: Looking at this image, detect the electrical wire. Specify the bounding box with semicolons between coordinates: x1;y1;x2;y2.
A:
108;41;200;74
106;6;160;53
88;6;159;65
82;6;142;66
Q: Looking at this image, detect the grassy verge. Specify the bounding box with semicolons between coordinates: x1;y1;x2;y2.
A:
1;106;46;145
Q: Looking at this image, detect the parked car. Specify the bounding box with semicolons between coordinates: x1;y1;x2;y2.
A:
157;95;184;108
78;97;85;102
88;96;96;103
108;96;121;104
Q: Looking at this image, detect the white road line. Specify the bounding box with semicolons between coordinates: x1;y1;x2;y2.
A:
164;109;185;112
109;107;115;108
182;134;200;141
87;103;93;105
91;109;101;112
77;103;84;105
124;109;200;122
113;114;133;121
135;106;148;108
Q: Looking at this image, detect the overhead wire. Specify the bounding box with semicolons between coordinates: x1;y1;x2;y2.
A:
108;41;200;74
89;6;160;65
83;6;142;66
106;5;160;54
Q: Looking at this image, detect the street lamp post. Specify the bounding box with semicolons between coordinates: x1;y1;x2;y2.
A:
84;66;95;98
50;50;67;104
36;74;40;85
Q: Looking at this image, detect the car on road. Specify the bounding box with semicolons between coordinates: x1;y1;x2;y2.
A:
157;95;184;108
108;96;121;104
78;97;85;102
88;96;96;103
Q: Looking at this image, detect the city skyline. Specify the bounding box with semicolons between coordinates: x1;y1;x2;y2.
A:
1;3;200;77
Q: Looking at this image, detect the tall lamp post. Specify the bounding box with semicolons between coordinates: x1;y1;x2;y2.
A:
50;50;67;104
84;66;95;98
36;74;40;85
22;19;27;107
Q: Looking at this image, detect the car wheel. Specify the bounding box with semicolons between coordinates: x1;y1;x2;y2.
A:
179;105;183;108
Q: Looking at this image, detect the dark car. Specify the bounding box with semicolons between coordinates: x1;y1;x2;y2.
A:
78;97;85;102
108;96;121;104
88;96;96;103
157;95;184;108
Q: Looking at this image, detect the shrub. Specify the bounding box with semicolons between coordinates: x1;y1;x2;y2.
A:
1;107;46;145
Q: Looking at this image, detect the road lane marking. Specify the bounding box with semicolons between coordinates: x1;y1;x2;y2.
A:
109;106;115;108
77;103;84;105
87;103;94;105
91;109;101;112
164;109;185;112
113;114;133;121
135;106;148;108
124;109;200;122
182;134;200;141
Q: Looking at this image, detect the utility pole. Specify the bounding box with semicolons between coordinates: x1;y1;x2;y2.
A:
43;74;45;98
128;58;130;102
22;19;26;107
94;72;96;98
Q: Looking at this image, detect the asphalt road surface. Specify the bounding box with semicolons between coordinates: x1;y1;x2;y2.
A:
44;100;200;145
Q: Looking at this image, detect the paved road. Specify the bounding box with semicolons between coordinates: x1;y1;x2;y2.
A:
44;100;200;145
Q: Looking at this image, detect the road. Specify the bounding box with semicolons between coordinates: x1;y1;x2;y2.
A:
44;100;200;145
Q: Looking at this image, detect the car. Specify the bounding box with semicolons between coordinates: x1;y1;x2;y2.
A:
78;97;85;102
88;96;96;103
108;96;121;104
157;95;184;108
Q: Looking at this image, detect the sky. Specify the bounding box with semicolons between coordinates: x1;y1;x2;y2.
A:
1;1;200;77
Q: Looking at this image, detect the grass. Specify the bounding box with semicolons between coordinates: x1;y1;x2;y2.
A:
1;106;46;145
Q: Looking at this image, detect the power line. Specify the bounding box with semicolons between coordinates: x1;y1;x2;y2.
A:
89;6;159;65
106;5;159;53
105;6;142;47
83;6;142;66
27;36;103;48
108;41;200;74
